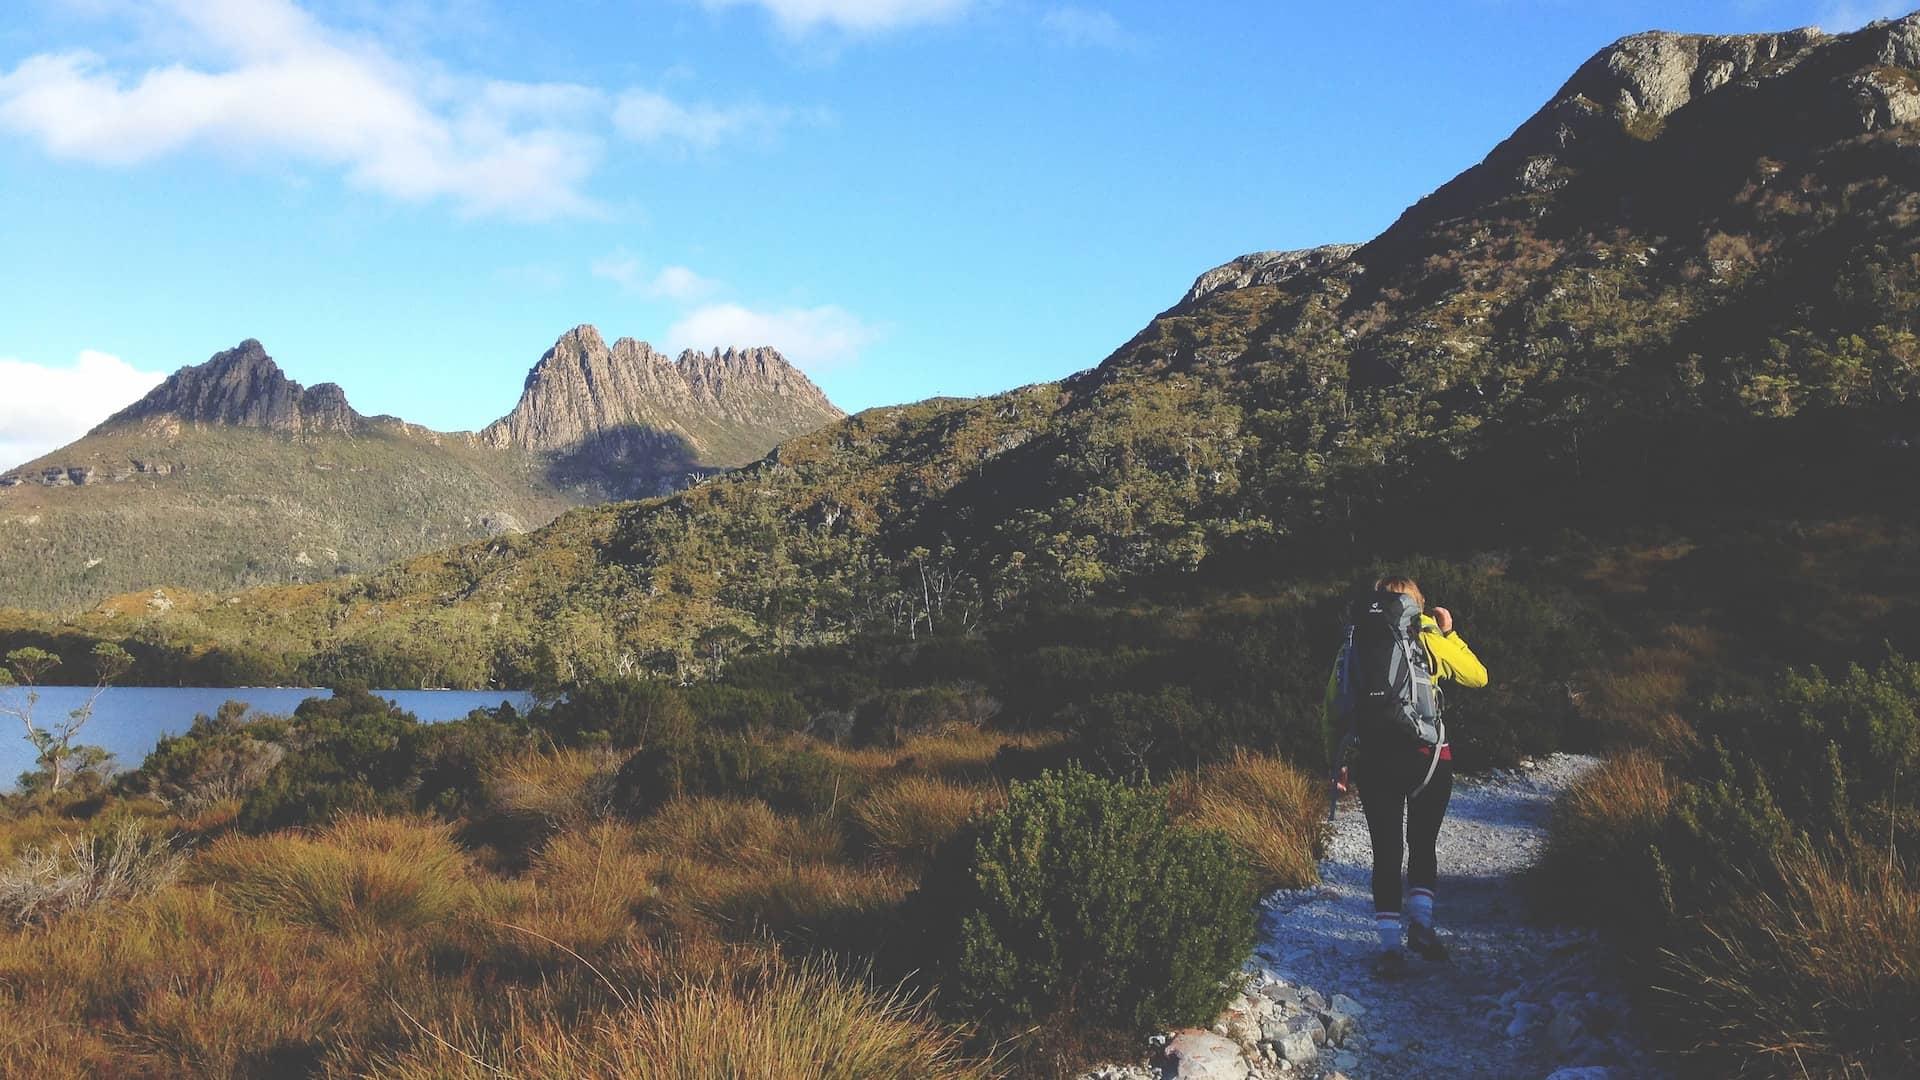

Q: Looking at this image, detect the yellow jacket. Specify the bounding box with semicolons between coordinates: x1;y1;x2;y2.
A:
1322;613;1488;764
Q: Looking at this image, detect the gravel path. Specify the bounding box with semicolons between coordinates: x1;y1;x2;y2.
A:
1251;754;1665;1080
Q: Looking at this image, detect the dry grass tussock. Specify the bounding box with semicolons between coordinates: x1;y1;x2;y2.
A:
1578;625;1717;755
486;745;621;828
368;957;991;1080
854;775;1004;868
1537;750;1673;923
1169;750;1322;891
0;819;184;928
1659;842;1920;1077
633;796;843;870
189;815;475;932
822;728;1061;784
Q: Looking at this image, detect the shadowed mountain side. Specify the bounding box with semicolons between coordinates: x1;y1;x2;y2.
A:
542;425;717;499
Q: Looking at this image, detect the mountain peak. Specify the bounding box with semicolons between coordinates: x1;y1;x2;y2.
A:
483;328;842;458
98;340;362;435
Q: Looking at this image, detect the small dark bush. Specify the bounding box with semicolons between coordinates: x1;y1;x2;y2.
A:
236;691;424;832
536;679;696;749
613;732;862;817
918;766;1255;1033
682;685;810;736
852;685;1000;746
122;700;289;808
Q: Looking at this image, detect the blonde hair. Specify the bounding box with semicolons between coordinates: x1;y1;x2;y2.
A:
1374;576;1425;611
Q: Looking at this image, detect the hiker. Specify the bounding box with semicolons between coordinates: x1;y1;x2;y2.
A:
1324;575;1487;976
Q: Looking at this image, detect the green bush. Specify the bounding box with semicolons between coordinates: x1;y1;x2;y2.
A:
613;732;861;818
121;701;290;808
236;691;426;832
536;679;696;750
922;766;1254;1033
852;685;1000;746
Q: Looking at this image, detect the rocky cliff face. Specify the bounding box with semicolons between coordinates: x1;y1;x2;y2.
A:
481;325;843;460
1179;245;1364;307
1380;16;1920;239
98;339;363;435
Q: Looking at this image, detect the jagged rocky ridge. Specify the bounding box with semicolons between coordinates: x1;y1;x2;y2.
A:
100;339;363;435
481;325;843;460
0;328;843;610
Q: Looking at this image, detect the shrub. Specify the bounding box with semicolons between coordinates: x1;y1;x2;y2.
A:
236;691;425;832
539;679;696;749
123;701;288;809
922;766;1255;1032
1168;750;1322;891
614;733;861;818
852;686;1001;746
0;819;183;928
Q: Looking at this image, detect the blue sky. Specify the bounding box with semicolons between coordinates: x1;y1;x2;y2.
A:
0;0;1909;466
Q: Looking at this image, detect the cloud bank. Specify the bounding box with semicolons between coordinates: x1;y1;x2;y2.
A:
667;302;877;371
0;0;812;219
699;0;973;34
0;351;166;471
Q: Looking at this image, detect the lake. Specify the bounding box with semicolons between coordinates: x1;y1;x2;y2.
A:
0;686;535;789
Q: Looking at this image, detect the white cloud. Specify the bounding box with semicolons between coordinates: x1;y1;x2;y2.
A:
1041;6;1138;51
0;350;166;471
648;265;722;302
0;0;604;219
699;0;972;34
666;303;878;371
592;250;724;301
612;89;803;150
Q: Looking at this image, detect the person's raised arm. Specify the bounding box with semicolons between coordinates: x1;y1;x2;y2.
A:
1426;606;1488;688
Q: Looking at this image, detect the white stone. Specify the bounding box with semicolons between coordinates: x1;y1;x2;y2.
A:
1161;1031;1250;1080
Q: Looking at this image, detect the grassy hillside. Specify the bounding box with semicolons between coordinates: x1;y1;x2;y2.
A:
0;426;575;614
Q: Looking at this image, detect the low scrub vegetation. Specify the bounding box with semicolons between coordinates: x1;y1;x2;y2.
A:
1546;654;1920;1076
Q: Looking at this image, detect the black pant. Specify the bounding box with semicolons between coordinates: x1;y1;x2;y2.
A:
1356;746;1454;913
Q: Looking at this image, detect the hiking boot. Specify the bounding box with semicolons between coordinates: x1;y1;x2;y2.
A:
1406;920;1449;961
1371;947;1410;979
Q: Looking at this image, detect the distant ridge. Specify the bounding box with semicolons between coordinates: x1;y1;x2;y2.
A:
0;329;844;611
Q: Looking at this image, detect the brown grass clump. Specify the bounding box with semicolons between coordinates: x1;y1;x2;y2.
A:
633;796;843;870
1169;750;1322;891
0;885;375;1075
0;819;184;928
190;815;475;932
1578;625;1717;755
507;821;665;956
486;746;620;828
368;957;991;1080
1658;843;1920;1077
854;776;1003;869
1537;751;1673;926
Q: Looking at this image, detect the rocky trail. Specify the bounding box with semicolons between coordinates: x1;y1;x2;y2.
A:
1089;754;1666;1080
1250;753;1663;1079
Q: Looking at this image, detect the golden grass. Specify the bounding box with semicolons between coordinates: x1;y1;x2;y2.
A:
1579;626;1717;754
633;796;844;870
0;819;184;928
367;957;992;1080
821;728;1062;785
854;775;1003;869
1537;751;1674;924
485;745;621;828
189;815;475;933
1168;750;1322;891
1659;843;1920;1077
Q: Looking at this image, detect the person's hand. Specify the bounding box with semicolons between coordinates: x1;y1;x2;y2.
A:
1335;766;1350;795
1431;606;1454;634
